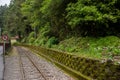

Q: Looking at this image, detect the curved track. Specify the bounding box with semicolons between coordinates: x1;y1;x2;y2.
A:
4;46;74;80
17;47;48;80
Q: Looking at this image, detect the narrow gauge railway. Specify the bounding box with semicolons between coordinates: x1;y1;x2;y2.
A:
16;47;74;80
17;47;52;80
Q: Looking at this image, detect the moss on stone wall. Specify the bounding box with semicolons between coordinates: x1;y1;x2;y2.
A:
23;45;120;80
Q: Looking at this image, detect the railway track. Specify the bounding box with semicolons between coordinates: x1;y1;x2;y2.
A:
17;46;74;80
17;47;49;80
4;47;74;80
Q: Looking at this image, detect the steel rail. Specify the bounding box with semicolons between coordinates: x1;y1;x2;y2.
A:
17;47;26;80
17;47;47;80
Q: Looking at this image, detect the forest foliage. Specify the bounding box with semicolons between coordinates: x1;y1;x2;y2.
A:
0;0;120;58
1;0;120;38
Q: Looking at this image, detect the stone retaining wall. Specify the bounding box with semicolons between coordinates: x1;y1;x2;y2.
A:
23;45;120;80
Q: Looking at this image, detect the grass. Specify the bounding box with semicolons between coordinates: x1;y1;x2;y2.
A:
51;36;120;59
23;35;120;60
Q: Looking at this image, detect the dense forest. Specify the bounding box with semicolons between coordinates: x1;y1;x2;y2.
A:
0;0;120;59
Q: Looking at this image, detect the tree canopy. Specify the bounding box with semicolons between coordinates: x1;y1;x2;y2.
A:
0;5;7;34
0;0;120;39
66;0;120;36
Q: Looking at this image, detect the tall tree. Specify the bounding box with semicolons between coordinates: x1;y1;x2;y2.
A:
0;5;8;35
4;0;25;37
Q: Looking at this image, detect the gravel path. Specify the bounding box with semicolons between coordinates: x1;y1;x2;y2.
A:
4;47;23;80
4;47;74;80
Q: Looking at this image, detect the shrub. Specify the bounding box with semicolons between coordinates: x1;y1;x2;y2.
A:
27;32;35;40
46;37;58;48
38;38;47;46
28;37;35;44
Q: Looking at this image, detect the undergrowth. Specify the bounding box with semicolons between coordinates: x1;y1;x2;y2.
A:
51;36;120;59
21;29;120;59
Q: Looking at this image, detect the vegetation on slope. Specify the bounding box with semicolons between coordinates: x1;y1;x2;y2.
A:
25;33;120;59
0;0;120;59
52;36;120;59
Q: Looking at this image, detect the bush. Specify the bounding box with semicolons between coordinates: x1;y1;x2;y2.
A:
28;37;35;44
95;36;119;46
27;32;35;40
46;37;58;48
38;38;47;46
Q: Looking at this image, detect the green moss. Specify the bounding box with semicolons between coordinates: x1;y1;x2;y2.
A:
22;45;120;80
27;46;92;80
